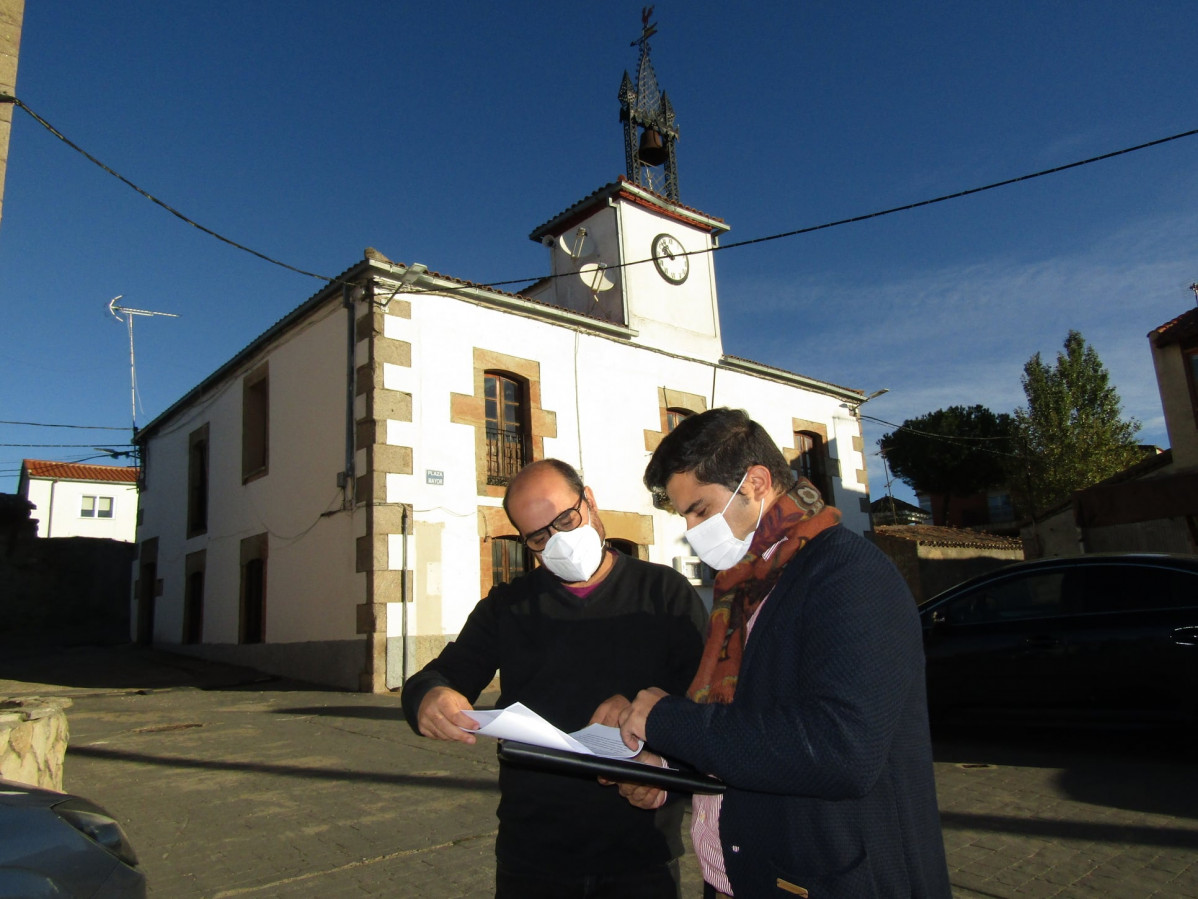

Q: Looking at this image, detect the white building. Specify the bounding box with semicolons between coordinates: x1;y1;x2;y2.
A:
132;40;878;691
18;459;139;542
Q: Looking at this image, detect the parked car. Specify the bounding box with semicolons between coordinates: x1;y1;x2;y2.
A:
0;778;145;897
918;554;1198;728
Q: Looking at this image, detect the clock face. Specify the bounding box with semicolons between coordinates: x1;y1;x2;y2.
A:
651;233;689;284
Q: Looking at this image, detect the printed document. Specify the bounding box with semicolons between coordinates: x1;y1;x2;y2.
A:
463;702;643;758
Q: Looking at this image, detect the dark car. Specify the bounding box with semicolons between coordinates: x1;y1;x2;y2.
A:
0;778;145;897
918;554;1198;728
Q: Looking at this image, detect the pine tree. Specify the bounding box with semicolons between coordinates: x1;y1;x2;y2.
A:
1010;330;1141;515
879;405;1013;524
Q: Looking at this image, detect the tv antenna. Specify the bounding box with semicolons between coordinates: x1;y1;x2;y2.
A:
107;295;179;433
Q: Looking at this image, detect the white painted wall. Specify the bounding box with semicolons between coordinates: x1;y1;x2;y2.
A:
137;303;362;649
1152;341;1198;469
380;287;870;645
23;477;138;541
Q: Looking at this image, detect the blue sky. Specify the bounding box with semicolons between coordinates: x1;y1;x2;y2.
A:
2;1;1196;506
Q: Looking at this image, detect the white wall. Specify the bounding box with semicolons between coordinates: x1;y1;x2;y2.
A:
24;477;139;541
381;289;869;643
138;303;362;649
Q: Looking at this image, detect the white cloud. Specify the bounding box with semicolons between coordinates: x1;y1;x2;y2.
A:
724;207;1196;453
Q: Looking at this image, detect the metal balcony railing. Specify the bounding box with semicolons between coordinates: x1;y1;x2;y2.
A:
486;428;526;486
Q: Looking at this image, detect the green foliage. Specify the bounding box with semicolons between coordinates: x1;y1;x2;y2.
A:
879;405;1013;521
1010;330;1141;514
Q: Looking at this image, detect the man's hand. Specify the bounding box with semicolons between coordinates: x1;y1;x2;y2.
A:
599;750;667;809
618;686;668;750
416;686;480;743
589;694;631;727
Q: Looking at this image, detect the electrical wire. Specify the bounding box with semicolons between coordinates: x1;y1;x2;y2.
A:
0;420;129;430
0;443;136;448
860;414;1018;459
2;95;344;285
5;93;1195;297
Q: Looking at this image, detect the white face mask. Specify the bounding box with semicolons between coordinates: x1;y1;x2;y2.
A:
683;471;764;571
540;523;605;583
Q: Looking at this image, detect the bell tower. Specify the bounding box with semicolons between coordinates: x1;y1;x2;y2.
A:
620;7;679;202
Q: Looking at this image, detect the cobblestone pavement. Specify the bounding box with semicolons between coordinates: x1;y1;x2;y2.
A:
1;643;1195;897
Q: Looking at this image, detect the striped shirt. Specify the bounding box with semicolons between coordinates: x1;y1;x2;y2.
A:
690;591;772;896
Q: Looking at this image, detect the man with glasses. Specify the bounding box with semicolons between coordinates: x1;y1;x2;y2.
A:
615;408;950;898
401;458;707;899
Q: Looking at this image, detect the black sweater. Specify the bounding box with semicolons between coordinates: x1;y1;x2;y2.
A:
401;551;707;877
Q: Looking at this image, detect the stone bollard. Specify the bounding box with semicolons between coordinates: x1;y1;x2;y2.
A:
0;697;72;792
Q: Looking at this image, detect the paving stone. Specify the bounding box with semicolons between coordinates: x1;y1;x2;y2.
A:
2;646;1196;897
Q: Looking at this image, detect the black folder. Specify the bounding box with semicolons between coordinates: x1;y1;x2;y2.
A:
497;741;726;794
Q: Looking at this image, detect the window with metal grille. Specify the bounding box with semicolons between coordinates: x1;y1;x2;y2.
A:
485;372;528;486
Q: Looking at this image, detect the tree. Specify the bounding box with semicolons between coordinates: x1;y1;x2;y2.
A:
1010;330;1141;515
879;405;1013;524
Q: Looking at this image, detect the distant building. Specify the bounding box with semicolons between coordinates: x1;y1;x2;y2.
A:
869;524;1024;603
914;487;1018;535
870;495;931;527
1018;303;1198;556
18;459;139;542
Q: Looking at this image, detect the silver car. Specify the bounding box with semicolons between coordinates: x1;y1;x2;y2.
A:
0;778;145;898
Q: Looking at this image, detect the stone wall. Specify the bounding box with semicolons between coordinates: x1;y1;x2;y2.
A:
1;535;134;643
0;697;70;791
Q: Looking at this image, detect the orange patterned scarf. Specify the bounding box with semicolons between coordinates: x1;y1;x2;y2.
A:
687;481;841;704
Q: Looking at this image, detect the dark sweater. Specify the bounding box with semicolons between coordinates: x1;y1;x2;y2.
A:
401;551;707;877
647;527;952;897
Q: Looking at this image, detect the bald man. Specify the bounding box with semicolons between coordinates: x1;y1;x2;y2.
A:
401;459;707;899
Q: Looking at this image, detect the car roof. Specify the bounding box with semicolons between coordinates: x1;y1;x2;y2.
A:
918;553;1198;608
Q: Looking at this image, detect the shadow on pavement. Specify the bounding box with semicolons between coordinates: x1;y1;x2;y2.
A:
0;640;319;695
275;705;403;721
934;721;1198;822
937;809;1198;850
69;744;501;793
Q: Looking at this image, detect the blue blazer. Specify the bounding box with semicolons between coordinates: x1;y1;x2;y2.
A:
648;526;951;897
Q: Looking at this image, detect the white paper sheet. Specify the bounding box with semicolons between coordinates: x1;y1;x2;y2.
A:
463;702;643;758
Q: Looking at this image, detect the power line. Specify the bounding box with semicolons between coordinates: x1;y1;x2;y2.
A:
0;420;129;430
0;443;136;448
2;95;343;285
860;414;1018;459
5;93;1195;296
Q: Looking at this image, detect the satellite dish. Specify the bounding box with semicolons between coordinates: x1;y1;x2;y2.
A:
579;262;615;294
559;228;596;261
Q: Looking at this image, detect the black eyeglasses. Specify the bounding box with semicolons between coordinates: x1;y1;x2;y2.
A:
521;493;585;552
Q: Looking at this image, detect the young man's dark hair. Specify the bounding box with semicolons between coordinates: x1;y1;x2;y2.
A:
643;408;795;508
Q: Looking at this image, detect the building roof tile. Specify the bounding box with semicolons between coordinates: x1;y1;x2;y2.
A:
1149;305;1198;347
22;459;139;483
873;524;1022;550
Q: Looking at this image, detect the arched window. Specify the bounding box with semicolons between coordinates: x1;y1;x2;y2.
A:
485;372;528;485
793;430;833;506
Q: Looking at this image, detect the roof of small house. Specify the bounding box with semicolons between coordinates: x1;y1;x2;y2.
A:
872;524;1023;550
22;459;139;483
1149;305;1198;348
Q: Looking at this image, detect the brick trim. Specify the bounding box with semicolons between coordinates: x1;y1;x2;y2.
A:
643;387;707;452
450;348;557;497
